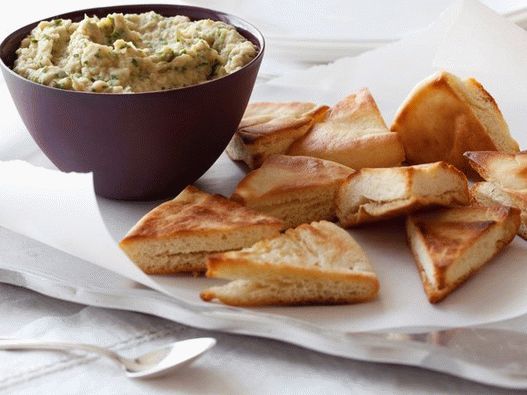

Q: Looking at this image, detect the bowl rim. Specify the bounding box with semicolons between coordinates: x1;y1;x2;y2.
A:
0;3;265;96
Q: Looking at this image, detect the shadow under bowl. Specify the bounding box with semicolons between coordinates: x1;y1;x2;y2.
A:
0;4;264;200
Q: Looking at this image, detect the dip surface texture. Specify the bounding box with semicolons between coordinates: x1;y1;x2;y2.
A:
13;11;257;93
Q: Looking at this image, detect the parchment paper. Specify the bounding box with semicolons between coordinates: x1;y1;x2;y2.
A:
1;0;526;332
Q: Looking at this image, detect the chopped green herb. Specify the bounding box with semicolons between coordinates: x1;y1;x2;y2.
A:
53;19;62;26
161;48;175;62
109;29;123;43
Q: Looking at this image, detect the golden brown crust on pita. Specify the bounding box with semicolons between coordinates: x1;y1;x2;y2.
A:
470;182;527;210
470;182;527;240
464;78;498;109
200;221;379;306
288;89;405;168
391;72;518;174
226;102;329;169
120;185;282;243
413;253;488;304
464;151;527;188
231;155;353;202
199;270;379;306
407;205;520;303
119;186;283;275
465;150;527;239
336;162;470;227
239;102;327;127
238;102;328;139
204;257;379;286
465;151;504;180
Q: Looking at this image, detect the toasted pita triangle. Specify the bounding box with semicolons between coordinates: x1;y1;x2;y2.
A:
226;102;329;169
470;181;527;240
407;205;520;303
392;71;519;174
465;151;527;190
200;221;379;306
120;186;282;274
232;155;354;228
288;88;405;168
336;162;470;227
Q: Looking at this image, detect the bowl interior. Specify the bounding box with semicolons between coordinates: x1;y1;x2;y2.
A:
1;3;264;73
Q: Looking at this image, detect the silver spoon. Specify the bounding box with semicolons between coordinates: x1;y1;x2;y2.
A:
0;337;216;378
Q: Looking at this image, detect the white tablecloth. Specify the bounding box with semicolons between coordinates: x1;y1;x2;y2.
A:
0;282;517;395
2;1;527;393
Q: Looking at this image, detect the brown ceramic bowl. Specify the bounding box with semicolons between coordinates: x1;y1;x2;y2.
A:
0;4;264;200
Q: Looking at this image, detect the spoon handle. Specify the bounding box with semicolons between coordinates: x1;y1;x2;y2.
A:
0;339;126;367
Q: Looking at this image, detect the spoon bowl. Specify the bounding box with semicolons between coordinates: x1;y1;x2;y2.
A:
125;337;217;378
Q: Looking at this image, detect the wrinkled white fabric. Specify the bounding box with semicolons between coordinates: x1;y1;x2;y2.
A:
0;283;520;395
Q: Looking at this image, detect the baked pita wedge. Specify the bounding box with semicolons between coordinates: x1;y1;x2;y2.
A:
119;186;282;274
225;102;329;169
200;221;379;306
231;155;354;229
465;151;527;239
391;71;519;174
406;205;520;303
470;182;527;240
464;151;527;189
336;162;470;227
287;88;405;169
